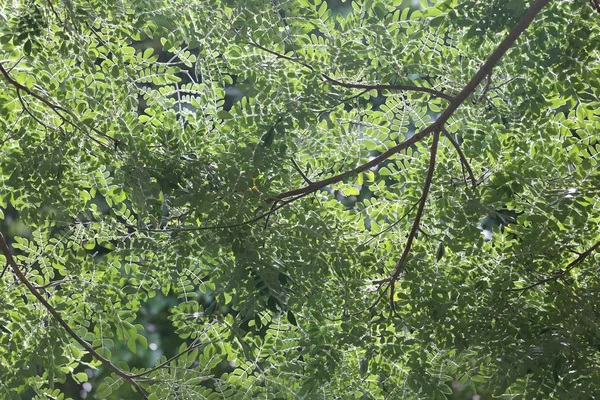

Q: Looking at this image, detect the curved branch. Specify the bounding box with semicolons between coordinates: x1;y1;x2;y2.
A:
442;128;476;189
0;63;66;112
0;62;115;149
247;40;454;101
322;74;454;101
510;239;600;292
388;130;440;309
268;0;551;204
267;123;438;203
0;232;149;400
130;338;207;378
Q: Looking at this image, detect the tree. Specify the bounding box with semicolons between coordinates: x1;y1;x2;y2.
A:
1;0;600;398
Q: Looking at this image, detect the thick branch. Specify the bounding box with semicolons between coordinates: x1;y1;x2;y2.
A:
0;232;148;400
268;0;551;203
442;128;476;189
437;0;550;119
510;240;600;292
267;123;438;203
388;130;440;308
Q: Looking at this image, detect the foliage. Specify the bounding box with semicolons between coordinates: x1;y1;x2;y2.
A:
1;0;600;398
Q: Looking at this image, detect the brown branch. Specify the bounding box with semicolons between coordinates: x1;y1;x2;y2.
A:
510;239;600;292
290;157;312;184
267;0;551;204
138;191;312;233
0;232;149;400
436;0;551;119
322;74;454;101
131;338;206;378
267;122;439;203
0;63;66;112
46;0;62;23
247;40;454;101
6;57;24;74
442;128;476;189
0;62;112;149
388;130;440;309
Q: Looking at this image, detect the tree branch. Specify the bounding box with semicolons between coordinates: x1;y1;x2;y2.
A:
267;0;551;204
46;0;63;23
247;40;453;101
322;74;453;101
510;239;600;292
139;191;312;233
130;338;208;378
388;130;440;309
0;62;116;149
0;63;66;112
442;128;476;189
322;74;454;101
290;157;312;184
0;232;149;400
267;122;439;203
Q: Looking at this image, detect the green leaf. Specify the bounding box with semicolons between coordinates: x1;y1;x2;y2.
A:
436;242;445;261
217;110;233;120
287;310;297;326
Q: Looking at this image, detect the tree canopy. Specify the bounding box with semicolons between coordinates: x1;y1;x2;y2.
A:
1;0;600;398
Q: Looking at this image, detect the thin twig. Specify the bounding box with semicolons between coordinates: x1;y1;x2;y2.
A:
5;57;24;73
476;71;493;102
442;128;476;189
509;239;600;292
247;39;313;70
363;200;420;245
316;89;369;119
139;191;312;233
46;0;62;23
290;157;312;184
0;232;149;400
247;40;453;101
0;62;112;149
322;74;454;101
0;110;25;148
16;89;51;129
488;75;522;91
130;338;210;378
0;63;66;112
263;200;278;230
